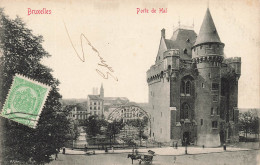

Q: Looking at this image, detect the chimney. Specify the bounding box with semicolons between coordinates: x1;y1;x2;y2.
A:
161;28;165;39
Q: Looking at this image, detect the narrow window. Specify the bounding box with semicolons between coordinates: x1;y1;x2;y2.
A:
209;73;211;78
160;128;162;134
181;81;185;94
213;95;218;102
201;119;203;125
201;83;205;88
212;121;218;128
161;112;162;117
182;103;189;119
183;49;187;54
217;107;219;115
211;108;214;115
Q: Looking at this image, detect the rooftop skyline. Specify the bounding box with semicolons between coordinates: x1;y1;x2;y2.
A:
1;0;259;108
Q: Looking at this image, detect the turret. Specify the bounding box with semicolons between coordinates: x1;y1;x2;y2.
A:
163;49;180;71
193;8;223;147
192;8;224;61
100;83;104;99
225;57;241;77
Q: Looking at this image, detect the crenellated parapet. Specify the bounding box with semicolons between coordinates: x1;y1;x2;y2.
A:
146;61;164;84
192;55;224;65
147;49;181;84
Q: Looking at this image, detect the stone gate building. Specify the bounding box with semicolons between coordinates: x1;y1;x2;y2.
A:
146;8;241;147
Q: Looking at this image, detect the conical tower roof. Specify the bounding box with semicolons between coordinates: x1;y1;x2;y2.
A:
194;8;222;46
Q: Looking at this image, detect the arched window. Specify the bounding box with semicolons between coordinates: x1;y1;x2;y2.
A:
186;81;191;95
181;79;192;96
183;48;187;54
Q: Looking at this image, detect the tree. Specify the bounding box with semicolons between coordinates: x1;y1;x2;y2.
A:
239;111;253;139
127;117;148;146
251;114;259;139
84;115;104;138
0;9;71;164
238;110;259;140
63;105;80;142
105;119;124;146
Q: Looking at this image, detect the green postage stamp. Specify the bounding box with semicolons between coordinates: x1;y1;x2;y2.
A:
1;74;51;128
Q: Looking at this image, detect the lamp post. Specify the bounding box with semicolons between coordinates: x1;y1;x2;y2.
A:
185;138;188;154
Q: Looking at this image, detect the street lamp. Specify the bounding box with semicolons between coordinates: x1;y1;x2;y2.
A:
185;138;188;154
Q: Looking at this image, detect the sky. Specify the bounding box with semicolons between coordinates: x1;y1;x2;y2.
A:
1;0;260;108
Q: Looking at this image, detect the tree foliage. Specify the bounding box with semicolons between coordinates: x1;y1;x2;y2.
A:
0;9;71;164
127;117;148;146
238;110;259;139
84;115;106;138
105;119;125;144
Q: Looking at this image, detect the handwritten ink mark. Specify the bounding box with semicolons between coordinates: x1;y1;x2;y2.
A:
63;21;118;81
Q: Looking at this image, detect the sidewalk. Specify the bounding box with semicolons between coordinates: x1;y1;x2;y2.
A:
64;146;253;156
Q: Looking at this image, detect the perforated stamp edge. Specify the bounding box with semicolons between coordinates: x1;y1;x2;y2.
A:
0;73;51;129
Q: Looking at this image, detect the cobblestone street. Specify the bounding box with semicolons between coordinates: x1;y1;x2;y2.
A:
49;149;259;165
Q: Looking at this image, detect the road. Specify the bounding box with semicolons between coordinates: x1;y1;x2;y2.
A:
49;150;259;165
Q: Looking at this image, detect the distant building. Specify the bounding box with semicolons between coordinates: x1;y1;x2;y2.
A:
87;94;104;117
88;84;130;118
66;102;88;120
147;8;241;147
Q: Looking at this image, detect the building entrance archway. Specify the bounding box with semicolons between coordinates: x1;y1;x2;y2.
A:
183;132;190;145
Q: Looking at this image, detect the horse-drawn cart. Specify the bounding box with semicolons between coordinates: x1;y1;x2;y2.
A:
128;150;155;164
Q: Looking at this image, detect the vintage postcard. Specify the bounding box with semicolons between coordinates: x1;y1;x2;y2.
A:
0;0;259;164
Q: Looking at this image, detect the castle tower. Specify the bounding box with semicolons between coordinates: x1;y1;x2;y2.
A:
100;83;104;99
192;8;224;147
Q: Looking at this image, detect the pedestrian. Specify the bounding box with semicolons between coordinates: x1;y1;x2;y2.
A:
85;145;88;152
132;147;134;154
175;142;178;149
135;148;139;155
62;147;66;154
223;143;226;151
173;156;176;164
55;152;58;160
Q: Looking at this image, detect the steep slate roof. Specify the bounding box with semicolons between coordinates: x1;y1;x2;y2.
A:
194;8;221;46
165;29;197;60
